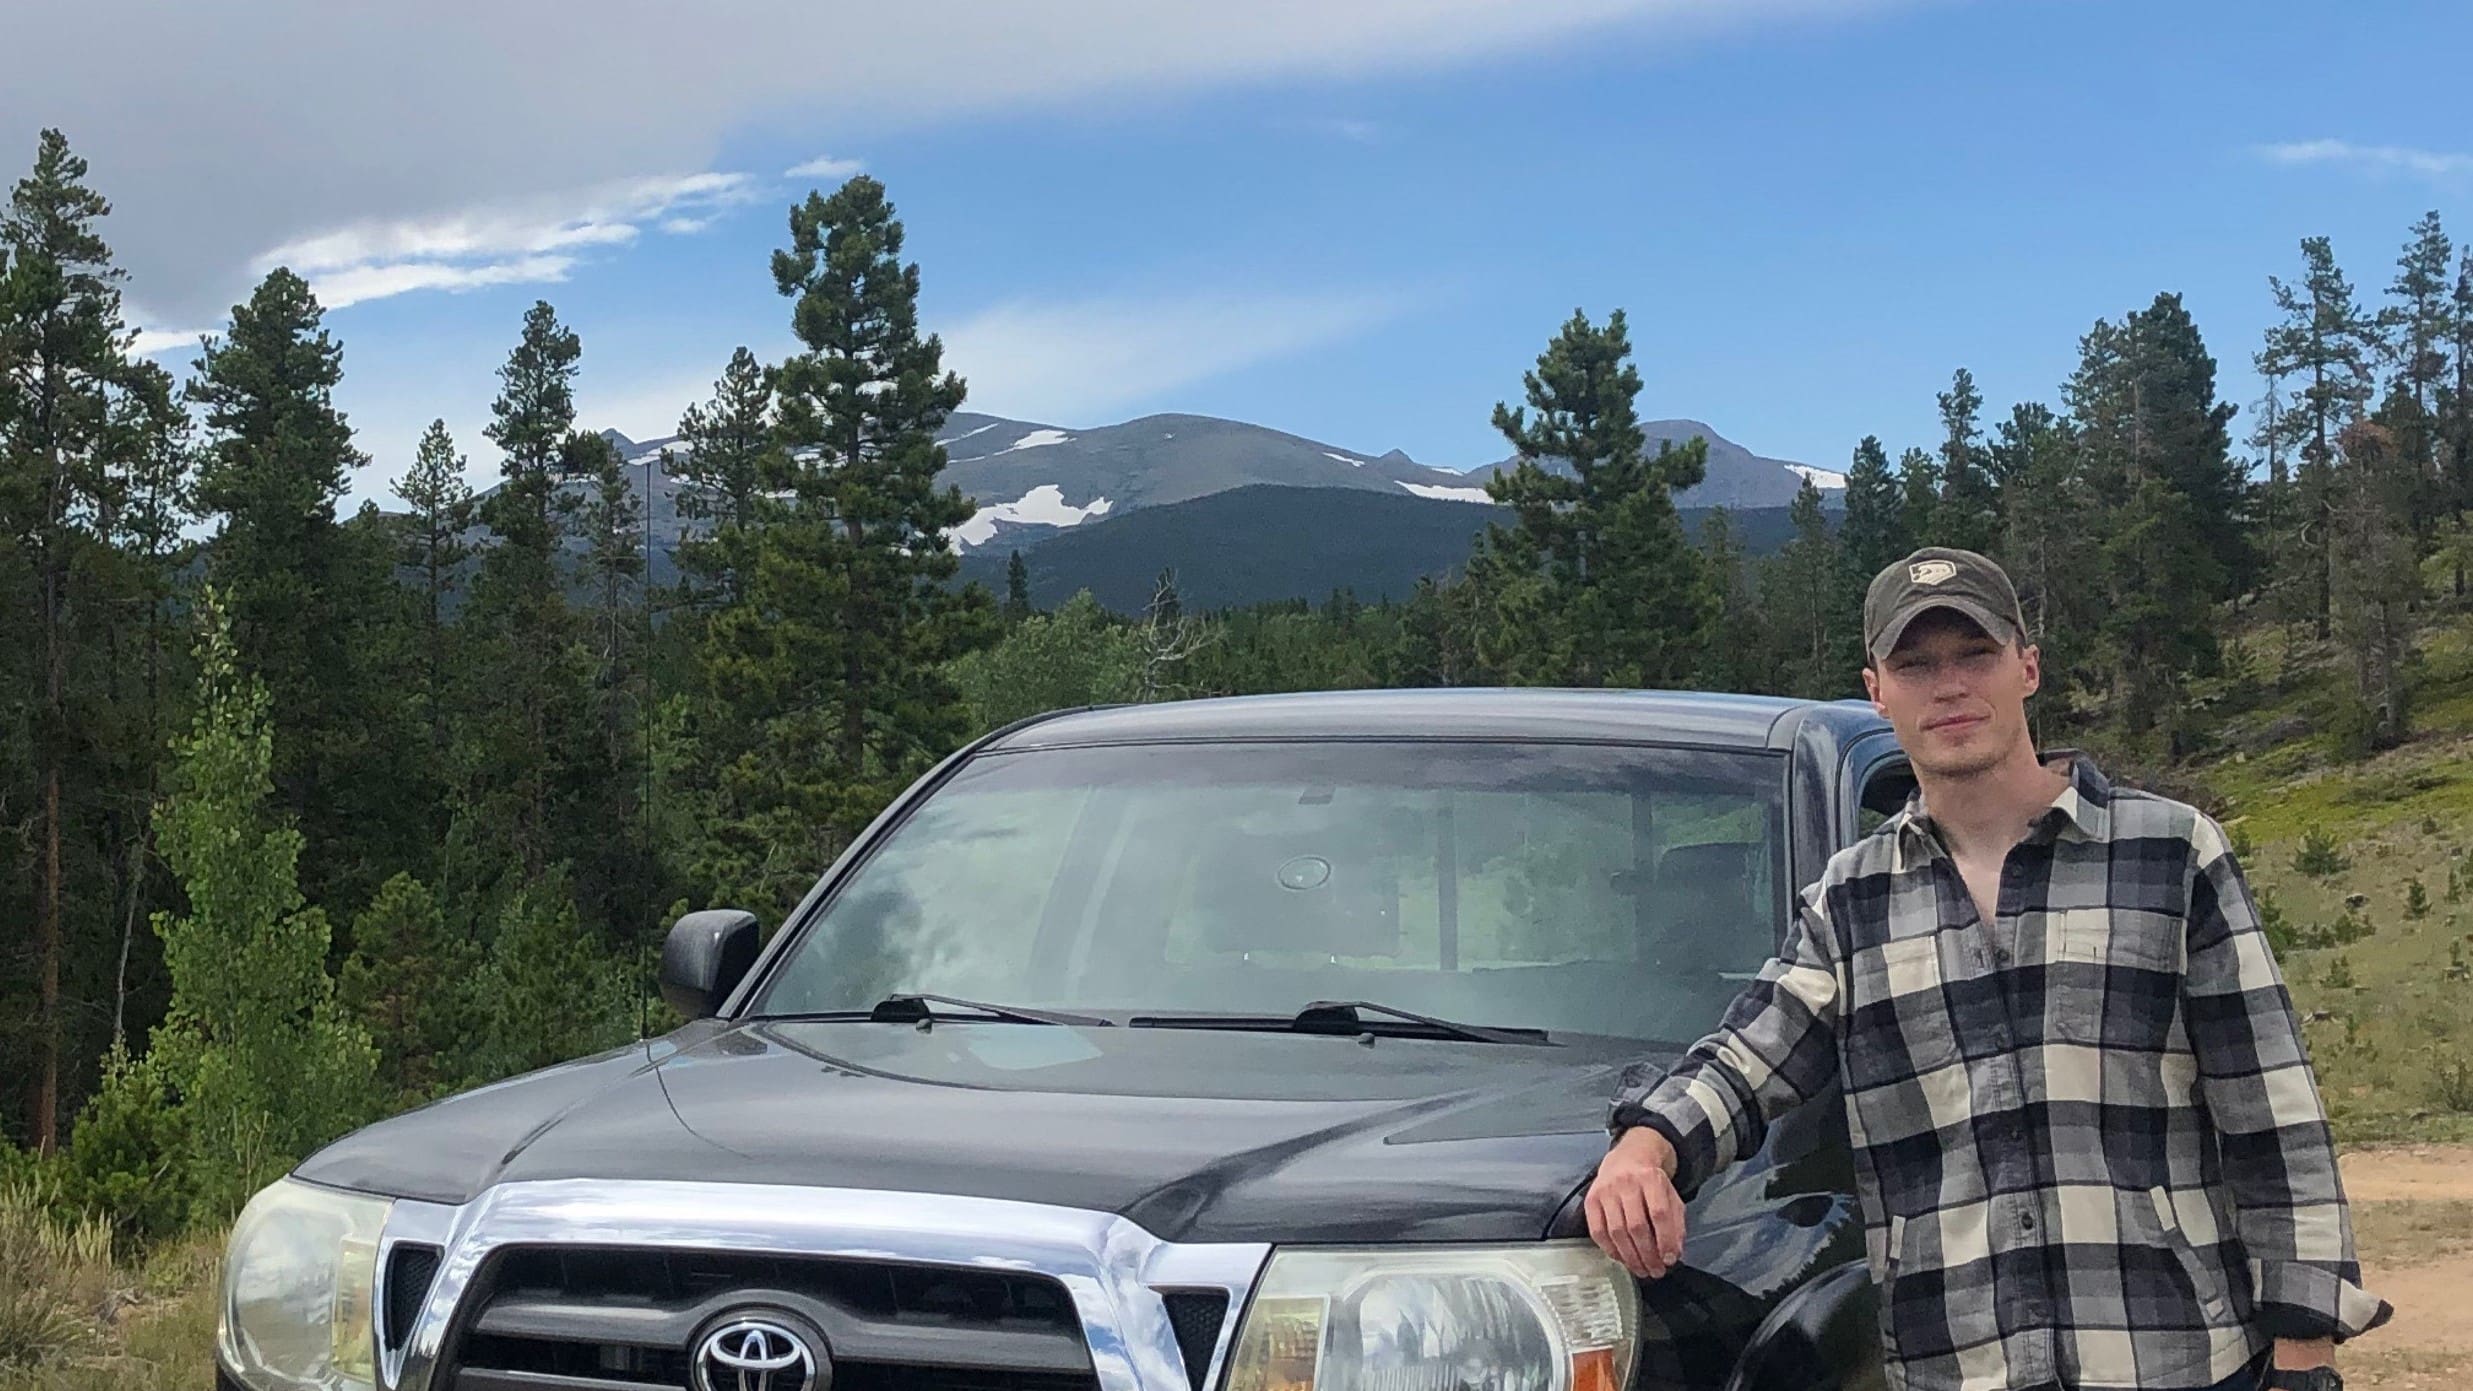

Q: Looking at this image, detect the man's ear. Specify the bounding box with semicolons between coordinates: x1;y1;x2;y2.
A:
1861;662;1883;713
2018;642;2042;699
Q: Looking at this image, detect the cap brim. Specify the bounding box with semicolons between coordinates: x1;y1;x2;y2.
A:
1870;597;2019;663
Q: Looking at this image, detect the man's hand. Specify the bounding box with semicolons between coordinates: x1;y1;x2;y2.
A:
1586;1127;1688;1279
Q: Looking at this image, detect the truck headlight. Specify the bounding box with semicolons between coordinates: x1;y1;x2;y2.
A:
1224;1241;1638;1391
217;1179;393;1391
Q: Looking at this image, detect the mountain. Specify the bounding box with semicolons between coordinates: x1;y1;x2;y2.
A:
451;411;1831;606
1462;419;1846;511
583;410;1834;559
955;484;1810;613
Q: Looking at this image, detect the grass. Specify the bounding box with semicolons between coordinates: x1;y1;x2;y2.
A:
2196;608;2473;1146
0;1187;218;1391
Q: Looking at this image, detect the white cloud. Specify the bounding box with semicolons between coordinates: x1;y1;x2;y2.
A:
1;0;1916;320
784;154;865;181
306;255;582;311
943;287;1409;422
2256;140;2473;181
257;172;757;310
128;325;209;359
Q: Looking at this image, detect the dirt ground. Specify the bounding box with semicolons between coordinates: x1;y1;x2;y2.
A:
2340;1145;2473;1389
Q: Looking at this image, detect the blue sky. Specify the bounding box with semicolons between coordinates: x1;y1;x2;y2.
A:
16;0;2471;503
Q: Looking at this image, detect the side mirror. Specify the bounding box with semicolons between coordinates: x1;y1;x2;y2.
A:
659;909;761;1019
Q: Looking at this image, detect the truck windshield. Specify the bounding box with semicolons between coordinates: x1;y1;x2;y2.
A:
753;740;1790;1042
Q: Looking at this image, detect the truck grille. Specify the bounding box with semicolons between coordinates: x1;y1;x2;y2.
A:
441;1245;1099;1391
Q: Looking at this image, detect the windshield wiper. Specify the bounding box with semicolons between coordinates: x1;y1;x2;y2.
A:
861;993;1114;1028
1129;1000;1549;1046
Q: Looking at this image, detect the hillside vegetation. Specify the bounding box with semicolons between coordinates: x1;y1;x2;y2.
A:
2201;606;2473;1143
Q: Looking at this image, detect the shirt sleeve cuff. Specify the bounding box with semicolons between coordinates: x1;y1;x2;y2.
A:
2252;1262;2395;1343
1608;1099;1716;1201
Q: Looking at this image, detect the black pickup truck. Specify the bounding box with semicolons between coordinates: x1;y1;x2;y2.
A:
216;688;1914;1391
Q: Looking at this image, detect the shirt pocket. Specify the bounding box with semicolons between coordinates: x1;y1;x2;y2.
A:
2049;908;2183;1050
1845;933;1962;1088
2144;1186;2232;1323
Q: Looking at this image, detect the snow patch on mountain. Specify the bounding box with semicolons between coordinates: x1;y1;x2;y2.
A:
997;428;1073;455
1397;480;1495;504
1787;465;1849;489
954;485;1113;548
1324;451;1366;468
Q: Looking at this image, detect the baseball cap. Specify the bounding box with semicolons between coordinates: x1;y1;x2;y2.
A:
1863;547;2028;665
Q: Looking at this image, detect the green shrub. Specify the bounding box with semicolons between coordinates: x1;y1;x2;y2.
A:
473;868;636;1083
2430;1046;2473;1114
2321;956;2358;991
2229;822;2257;863
2257;888;2296;957
57;1050;191;1250
2408;879;2431;919
2292;827;2352;878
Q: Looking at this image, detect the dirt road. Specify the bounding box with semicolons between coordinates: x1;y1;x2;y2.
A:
2341;1145;2473;1389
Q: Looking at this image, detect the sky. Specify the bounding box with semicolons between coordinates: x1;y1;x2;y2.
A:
7;0;2470;506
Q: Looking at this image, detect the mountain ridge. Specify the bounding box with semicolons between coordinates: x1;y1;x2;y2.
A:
584;407;1834;557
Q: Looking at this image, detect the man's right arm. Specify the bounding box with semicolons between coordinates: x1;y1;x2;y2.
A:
1590;882;1845;1276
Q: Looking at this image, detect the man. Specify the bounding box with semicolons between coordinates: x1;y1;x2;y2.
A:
1589;548;2388;1391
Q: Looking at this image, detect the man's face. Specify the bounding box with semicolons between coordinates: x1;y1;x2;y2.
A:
1860;608;2041;779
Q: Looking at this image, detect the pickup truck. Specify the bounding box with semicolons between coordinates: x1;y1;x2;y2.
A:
215;687;1914;1391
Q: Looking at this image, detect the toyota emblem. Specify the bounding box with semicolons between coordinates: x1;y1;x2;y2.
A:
692;1317;822;1391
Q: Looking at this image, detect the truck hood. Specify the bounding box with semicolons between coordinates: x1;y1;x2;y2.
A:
294;1019;1663;1244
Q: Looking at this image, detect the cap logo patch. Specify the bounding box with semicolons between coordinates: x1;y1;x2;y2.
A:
1909;560;1958;585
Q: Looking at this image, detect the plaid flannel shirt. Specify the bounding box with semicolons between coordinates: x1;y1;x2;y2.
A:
1611;755;2390;1391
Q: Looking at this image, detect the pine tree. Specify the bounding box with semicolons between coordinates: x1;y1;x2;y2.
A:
2381;211;2455;502
694;176;994;911
465;301;592;878
1838;437;1908;587
95;356;192;1053
188;267;403;908
1472;308;1714;687
1764;476;1841;696
145;591;376;1218
1695;507;1772;692
1834;436;1906;671
2132;294;2257;601
2329;420;2420;749
2449;248;2473;531
1003;549;1033;621
484;300;585;551
395;421;473;753
1897;446;1940;546
1989;401;2094;711
2444;247;2473;597
1389;574;1479;687
2259;237;2378;639
574;431;655;939
672;346;777;610
1934;369;2000;552
0;130;157;1150
339;873;476;1105
2068;296;2244;753
473;868;631;1080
